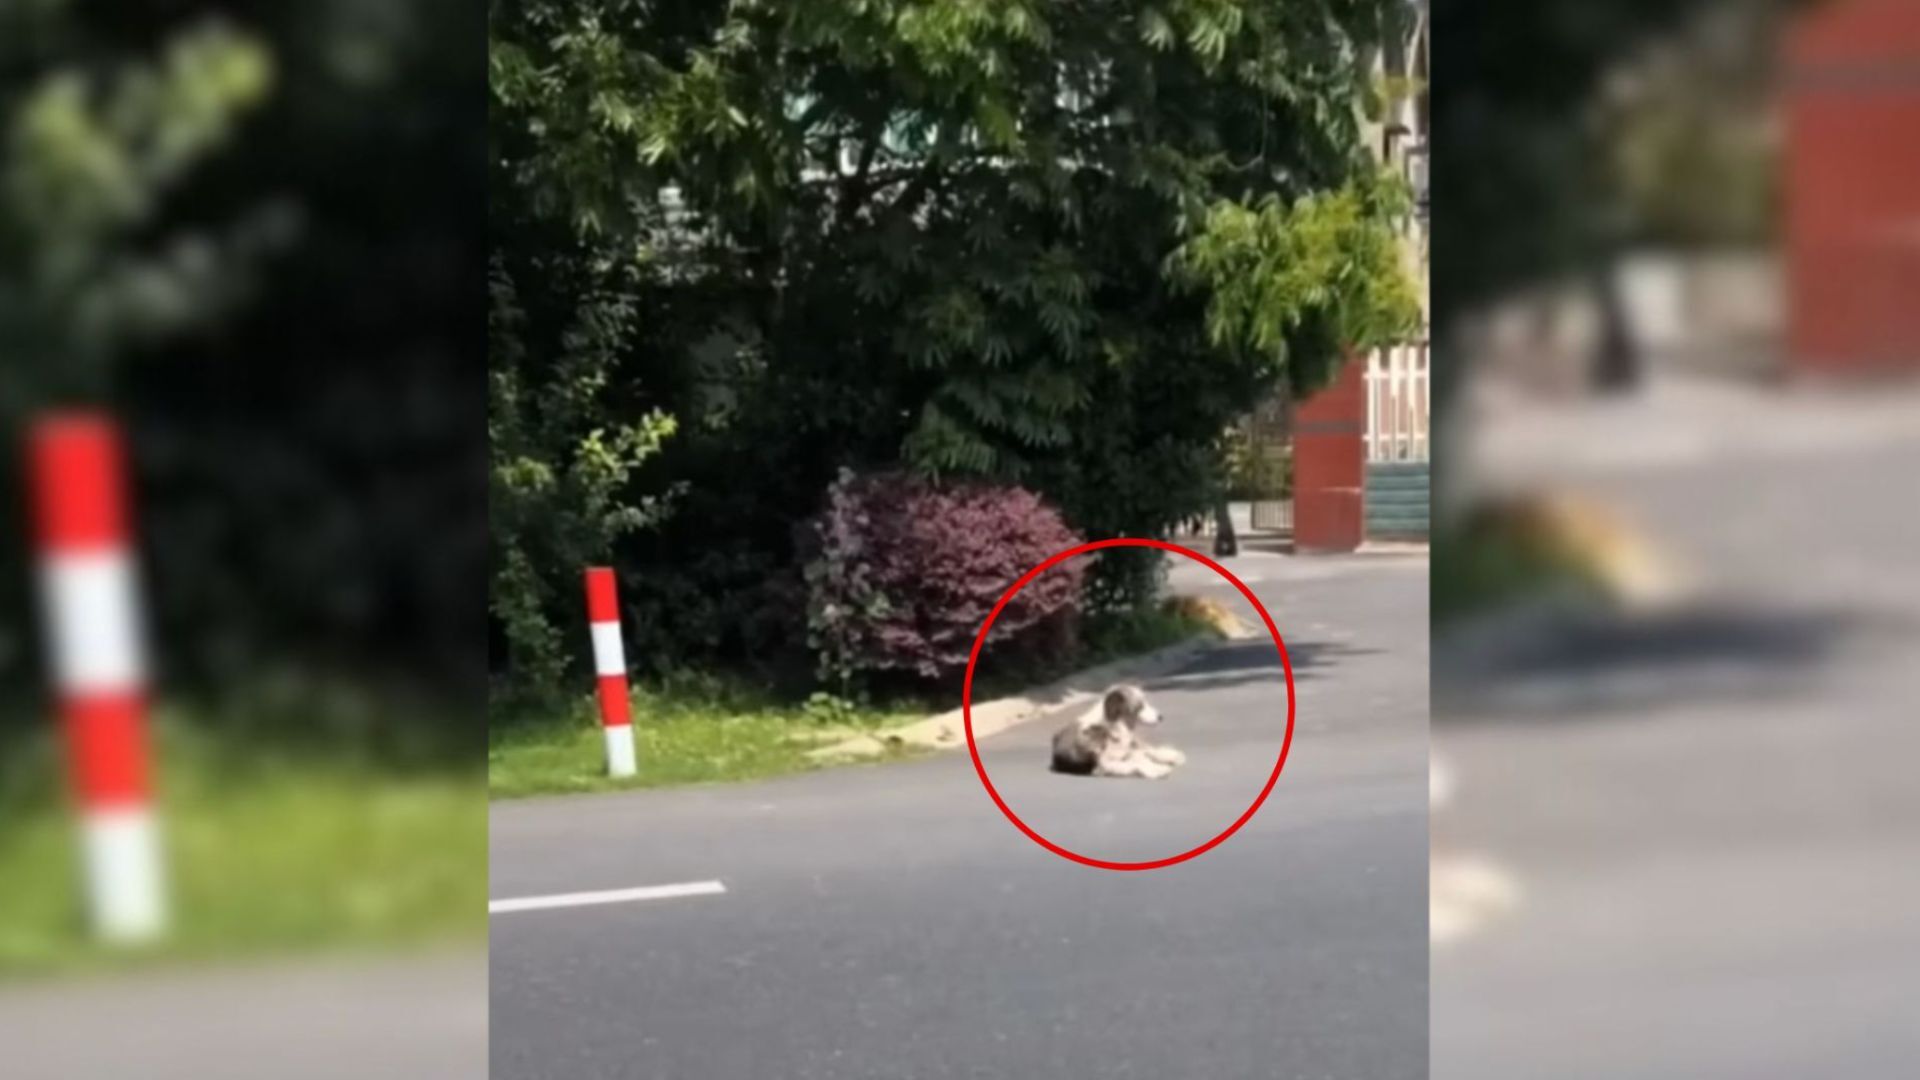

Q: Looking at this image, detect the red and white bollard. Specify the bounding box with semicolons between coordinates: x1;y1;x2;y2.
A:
28;414;167;943
585;567;635;778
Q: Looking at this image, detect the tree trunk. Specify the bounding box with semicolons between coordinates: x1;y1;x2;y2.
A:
1212;499;1238;557
1591;257;1640;392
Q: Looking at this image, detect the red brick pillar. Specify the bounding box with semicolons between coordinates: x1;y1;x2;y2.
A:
1292;356;1366;553
1784;0;1920;376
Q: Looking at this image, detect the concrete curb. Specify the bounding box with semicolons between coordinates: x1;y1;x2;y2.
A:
807;627;1251;763
1356;540;1430;556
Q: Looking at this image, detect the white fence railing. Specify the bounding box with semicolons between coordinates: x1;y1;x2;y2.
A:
1364;340;1431;463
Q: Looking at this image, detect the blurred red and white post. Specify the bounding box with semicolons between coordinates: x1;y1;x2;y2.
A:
585;567;636;777
28;414;167;943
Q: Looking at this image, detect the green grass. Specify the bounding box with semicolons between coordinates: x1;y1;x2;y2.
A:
490;603;1221;800
0;710;485;981
488;671;932;799
1431;524;1608;625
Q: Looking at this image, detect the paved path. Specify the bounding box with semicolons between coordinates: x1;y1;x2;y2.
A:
491;551;1429;1080
1434;376;1920;1078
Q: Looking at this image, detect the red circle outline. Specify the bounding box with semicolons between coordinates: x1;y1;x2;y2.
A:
963;537;1296;870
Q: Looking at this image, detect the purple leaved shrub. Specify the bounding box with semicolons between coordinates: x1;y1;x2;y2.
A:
802;469;1086;687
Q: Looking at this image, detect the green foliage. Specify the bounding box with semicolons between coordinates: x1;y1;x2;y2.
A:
1430;519;1613;626
1080;601;1223;667
488;671;930;798
1598;7;1780;248
1;17;275;401
489;2;693;688
1;708;484;977
488;1;671;237
1171;174;1422;388
488;256;678;689
3;16;272;708
801;691;866;728
4;2;487;724
1221;426;1291;500
490;0;1419;689
1429;0;1803;335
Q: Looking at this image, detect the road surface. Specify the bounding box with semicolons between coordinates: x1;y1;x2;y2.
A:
491;549;1429;1080
0;949;486;1079
1434;376;1920;1078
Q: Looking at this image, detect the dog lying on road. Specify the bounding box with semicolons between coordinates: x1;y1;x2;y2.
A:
1050;685;1186;779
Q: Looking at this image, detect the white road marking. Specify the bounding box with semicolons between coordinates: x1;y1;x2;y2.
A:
489;879;726;915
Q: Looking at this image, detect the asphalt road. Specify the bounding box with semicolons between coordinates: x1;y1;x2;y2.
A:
491;550;1429;1080
1433;377;1920;1078
0;949;487;1080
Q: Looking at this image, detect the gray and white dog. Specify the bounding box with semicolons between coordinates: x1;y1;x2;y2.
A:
1050;684;1186;779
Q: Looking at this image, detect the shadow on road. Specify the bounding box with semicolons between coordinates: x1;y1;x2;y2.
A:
1437;597;1908;724
1147;638;1381;695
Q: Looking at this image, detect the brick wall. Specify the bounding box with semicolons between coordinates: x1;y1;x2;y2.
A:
1784;0;1920;375
1292;357;1366;553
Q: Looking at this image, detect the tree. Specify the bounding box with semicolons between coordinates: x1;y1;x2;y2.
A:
488;252;679;689
3;1;487;736
489;0;1420;675
1428;0;1801;391
488;1;696;688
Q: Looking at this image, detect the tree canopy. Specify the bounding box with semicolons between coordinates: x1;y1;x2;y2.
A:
3;1;485;734
490;0;1421;684
1429;0;1799;333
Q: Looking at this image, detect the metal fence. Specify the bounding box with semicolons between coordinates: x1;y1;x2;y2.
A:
1364;340;1431;463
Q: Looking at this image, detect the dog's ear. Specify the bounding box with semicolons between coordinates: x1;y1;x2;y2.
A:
1103;688;1131;721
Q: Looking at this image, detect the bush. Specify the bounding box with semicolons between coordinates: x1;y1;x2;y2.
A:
1223;430;1292;501
803;470;1086;689
1082;600;1225;666
620;545;810;686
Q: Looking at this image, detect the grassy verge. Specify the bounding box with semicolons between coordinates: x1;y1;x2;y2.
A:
1432;524;1567;625
488;671;933;799
490;600;1223;800
1432;497;1647;625
0;710;485;981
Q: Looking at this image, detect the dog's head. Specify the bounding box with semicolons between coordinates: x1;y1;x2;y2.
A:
1103;684;1162;728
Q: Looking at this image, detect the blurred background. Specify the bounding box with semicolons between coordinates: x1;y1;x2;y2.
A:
1430;0;1920;1076
1;1;485;1076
